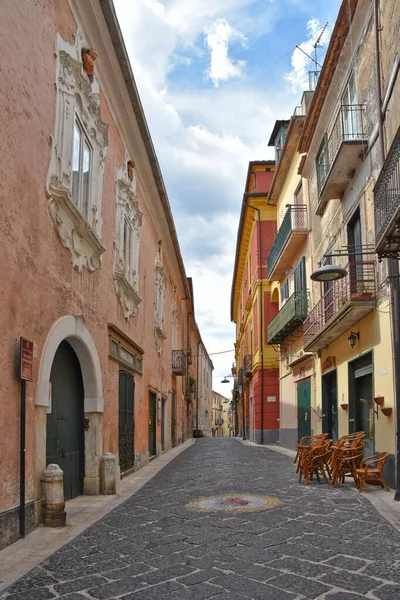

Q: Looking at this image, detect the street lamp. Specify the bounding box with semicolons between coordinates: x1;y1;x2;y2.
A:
310;264;347;281
221;374;234;384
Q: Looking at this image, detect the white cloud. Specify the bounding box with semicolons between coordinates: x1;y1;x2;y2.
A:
112;0;324;395
205;19;246;87
284;17;332;93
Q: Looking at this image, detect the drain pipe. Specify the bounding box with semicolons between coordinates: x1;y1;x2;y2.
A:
373;0;400;499
247;202;264;444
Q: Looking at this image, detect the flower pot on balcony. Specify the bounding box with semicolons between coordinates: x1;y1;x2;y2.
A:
381;407;392;417
374;396;384;406
351;292;373;301
340;403;348;411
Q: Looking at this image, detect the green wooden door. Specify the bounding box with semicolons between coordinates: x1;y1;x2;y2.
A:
46;341;84;501
161;398;166;452
119;371;135;473
297;379;311;441
148;392;157;458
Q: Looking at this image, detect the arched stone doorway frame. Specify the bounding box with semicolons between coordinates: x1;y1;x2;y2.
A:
35;315;104;508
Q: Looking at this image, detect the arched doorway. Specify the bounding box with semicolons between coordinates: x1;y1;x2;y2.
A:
46;340;84;500
118;370;135;474
36;316;104;500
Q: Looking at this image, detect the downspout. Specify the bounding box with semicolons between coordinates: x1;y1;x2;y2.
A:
373;1;400;499
196;340;200;433
247;202;264;444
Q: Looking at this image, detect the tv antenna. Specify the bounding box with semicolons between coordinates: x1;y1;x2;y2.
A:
295;22;329;70
313;22;329;69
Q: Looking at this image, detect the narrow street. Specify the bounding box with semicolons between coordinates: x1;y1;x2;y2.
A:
2;439;400;600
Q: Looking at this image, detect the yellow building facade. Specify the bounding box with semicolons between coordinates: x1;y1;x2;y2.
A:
266;0;400;488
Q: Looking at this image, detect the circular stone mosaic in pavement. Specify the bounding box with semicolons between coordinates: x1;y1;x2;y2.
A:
185;493;281;513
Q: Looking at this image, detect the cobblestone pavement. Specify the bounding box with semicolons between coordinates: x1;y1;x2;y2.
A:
2;438;400;600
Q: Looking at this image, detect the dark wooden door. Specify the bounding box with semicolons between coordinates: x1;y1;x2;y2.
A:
148;392;157;458
297;379;311;441
322;370;338;442
46;340;84;501
171;389;177;448
119;371;135;473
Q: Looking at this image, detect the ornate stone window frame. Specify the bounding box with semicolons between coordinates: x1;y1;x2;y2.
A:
114;167;143;319
47;30;108;272
154;244;167;353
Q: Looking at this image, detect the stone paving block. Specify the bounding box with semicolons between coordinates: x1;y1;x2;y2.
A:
87;577;148;599
177;569;217;586
53;574;109;595
210;573;297;599
226;562;278;582
149;540;192;555
323;555;370;571
165;582;225;600
372;583;400;599
267;572;332;599
267;556;333;578
5;569;59;594
95;562;154;581
123;580;184;599
320;570;383;594
134;563;196;585
4;590;56;600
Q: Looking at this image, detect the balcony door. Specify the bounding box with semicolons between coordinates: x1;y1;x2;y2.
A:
347;208;363;294
294;257;307;314
341;71;358;139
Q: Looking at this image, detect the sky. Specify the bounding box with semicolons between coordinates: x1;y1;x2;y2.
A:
113;0;342;397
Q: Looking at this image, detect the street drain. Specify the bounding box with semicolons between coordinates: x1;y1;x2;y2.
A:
186;493;282;513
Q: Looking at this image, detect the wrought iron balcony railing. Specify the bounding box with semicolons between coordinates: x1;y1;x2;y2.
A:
172;349;187;375
374;129;400;259
267;291;309;345
267;205;308;278
304;261;376;351
317;104;366;199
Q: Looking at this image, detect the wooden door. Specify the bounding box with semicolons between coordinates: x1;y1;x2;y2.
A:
119;371;135;473
297;379;311;441
46;341;84;501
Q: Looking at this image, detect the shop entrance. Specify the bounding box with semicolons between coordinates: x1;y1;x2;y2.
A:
322;370;338;442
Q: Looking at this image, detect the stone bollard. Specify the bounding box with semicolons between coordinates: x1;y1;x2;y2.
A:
101;453;116;495
42;464;66;527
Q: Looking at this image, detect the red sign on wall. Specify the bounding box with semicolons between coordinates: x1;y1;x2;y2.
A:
20;337;34;381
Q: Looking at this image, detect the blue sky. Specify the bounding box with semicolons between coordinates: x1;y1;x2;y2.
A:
114;0;342;395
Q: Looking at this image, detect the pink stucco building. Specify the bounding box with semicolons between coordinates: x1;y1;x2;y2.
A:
0;0;212;549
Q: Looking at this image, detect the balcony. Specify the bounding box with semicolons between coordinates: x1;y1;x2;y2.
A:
243;354;252;376
316;105;368;215
304;261;376;352
374;128;400;259
267;291;308;345
267;205;308;280
172;349;187;376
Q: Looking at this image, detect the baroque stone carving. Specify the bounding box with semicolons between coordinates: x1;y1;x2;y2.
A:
114;173;143;319
154;242;167;353
46;31;109;272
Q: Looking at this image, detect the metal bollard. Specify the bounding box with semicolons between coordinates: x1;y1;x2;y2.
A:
42;464;66;527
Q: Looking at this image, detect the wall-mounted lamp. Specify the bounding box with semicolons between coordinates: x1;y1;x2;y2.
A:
347;331;359;348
